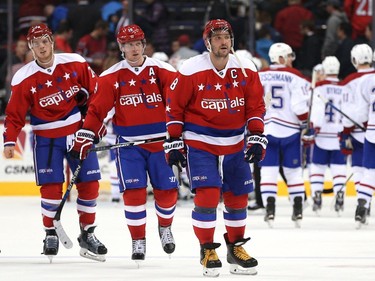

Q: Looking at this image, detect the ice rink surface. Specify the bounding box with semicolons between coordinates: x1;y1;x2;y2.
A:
0;195;374;281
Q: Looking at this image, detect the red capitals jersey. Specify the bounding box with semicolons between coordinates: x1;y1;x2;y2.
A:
83;56;176;152
3;53;98;145
344;0;372;38
166;53;265;156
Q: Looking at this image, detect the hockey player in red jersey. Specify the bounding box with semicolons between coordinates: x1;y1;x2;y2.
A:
163;19;266;277
69;24;179;262
2;24;107;262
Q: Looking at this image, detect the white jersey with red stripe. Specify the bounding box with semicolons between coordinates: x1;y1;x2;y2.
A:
165;53;265;156
340;68;375;143
3;53;98;145
310;78;344;150
356;73;375;143
259;64;310;138
83;56;176;152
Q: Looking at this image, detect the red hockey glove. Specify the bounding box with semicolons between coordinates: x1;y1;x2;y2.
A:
244;134;268;163
69;129;95;160
339;132;353;155
163;137;187;171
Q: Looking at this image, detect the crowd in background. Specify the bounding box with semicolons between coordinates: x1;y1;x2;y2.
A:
0;0;373;115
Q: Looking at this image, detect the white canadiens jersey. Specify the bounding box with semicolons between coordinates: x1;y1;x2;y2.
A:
356;73;375;143
310;78;344;150
341;68;375;143
259;65;310;138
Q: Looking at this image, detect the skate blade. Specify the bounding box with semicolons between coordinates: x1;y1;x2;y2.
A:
313;209;321;217
203;267;220;277
53;220;73;249
293;219;302;228
46;255;55;263
134;260;144;268
229;264;257;275
266;219;274;228
79;248;106;262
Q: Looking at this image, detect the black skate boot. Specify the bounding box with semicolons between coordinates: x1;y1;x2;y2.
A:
292;196;303;228
334;191;345;213
312;191;322;213
42;229;59;263
264;197;275;228
224;233;257;275
200;242;222;277
78;225;107;262
355;199;368;229
159;225;175;255
132;238;146;264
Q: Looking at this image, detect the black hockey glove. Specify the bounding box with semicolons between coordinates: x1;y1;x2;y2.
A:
244;134;268;163
75;88;89;117
163;137;187;171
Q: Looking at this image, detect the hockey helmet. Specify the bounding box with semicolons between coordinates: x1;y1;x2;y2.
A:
268;43;295;65
351;44;373;68
322;56;340;75
203;19;234;41
117;24;145;44
26;24;52;41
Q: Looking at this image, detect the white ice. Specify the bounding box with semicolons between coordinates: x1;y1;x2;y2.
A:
0;195;374;281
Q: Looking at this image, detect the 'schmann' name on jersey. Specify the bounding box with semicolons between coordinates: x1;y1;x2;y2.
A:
201;97;244;112
39;85;80;107
260;73;293;83
119;92;162;107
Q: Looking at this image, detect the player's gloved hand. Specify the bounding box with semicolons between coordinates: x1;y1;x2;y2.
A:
94;123;107;144
339;131;353;155
244;134;268;163
163;137;187;171
75;88;89;116
69;129;95;160
301;127;318;147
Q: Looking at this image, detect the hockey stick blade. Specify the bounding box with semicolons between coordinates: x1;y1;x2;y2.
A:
53;162;82;249
53;220;73;249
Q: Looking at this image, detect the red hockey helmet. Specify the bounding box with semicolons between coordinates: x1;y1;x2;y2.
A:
26;23;53;42
203;19;233;41
117;24;145;44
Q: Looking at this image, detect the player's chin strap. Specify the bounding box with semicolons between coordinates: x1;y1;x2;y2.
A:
231;47;248;78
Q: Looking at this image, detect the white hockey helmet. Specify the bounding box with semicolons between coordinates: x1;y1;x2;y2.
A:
322;56;340;75
351;44;373;68
268;42;295;65
152;52;169;62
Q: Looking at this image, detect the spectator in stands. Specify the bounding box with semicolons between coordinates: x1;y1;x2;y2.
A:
274;0;314;66
344;0;372;41
54;21;73;53
321;0;348;58
44;3;68;33
298;20;322;77
66;0;102;50
335;21;356;79
169;34;199;61
255;25;274;64
144;41;155;58
76;20;109;75
102;41;121;71
115;0;130;35
101;0;123;41
136;0;170;54
17;0;52;35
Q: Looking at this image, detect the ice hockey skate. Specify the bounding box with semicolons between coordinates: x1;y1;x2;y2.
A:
200;242;222;277
159;225;175;256
132;239;146;266
334;191;345;215
224;233;257;275
292;196;303;228
355;199;368;229
264;197;275;228
77;226;107;262
312;191;322;215
42;229;59;263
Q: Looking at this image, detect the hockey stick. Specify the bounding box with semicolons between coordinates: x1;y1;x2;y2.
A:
53;136;166;248
53;161;83;249
302;69;317;168
317;94;366;132
322;173;353;194
89;136;166;152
